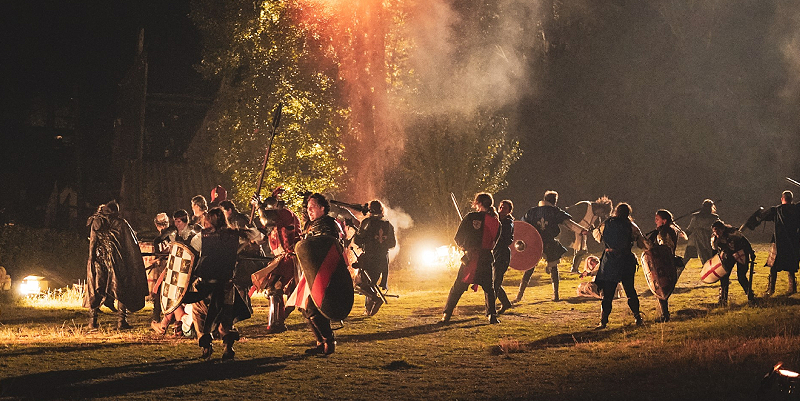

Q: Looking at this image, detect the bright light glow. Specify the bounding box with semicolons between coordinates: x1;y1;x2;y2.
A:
18;275;45;296
415;244;462;273
779;369;800;378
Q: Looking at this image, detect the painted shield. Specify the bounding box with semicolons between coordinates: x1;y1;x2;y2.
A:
295;236;354;321
640;245;678;300
700;254;729;284
160;242;196;315
509;221;544;271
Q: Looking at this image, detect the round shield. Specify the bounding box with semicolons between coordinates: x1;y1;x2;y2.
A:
160;242;196;315
640;245;678;300
508;221;544;271
295;236;354;321
700;254;729;284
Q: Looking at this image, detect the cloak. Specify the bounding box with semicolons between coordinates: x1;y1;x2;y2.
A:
84;206;148;312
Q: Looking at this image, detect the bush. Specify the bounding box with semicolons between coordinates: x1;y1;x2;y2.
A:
0;224;88;286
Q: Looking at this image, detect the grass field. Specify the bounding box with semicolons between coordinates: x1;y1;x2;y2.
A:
1;244;799;400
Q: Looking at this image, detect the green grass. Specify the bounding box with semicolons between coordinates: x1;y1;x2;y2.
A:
0;244;798;400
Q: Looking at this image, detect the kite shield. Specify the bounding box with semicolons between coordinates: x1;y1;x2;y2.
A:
295;236;354;321
160;242;196;315
641;245;678;300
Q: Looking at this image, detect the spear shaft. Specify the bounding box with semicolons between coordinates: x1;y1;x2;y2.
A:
249;103;284;224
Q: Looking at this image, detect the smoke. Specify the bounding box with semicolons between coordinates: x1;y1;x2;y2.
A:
403;0;543;115
382;203;413;263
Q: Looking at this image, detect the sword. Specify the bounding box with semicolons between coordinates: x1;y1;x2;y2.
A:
674;199;722;222
450;192;463;220
786;176;800;188
249;102;284;224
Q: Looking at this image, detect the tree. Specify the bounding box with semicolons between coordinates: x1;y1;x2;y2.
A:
190;0;347;210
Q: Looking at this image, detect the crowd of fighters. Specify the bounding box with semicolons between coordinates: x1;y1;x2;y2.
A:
84;187;395;359
82;185;799;359
440;189;800;329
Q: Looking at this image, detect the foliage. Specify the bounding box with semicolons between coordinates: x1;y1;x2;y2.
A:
0;225;87;284
190;0;348;211
386;110;521;231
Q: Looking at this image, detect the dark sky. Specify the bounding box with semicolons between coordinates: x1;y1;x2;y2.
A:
2;1;798;237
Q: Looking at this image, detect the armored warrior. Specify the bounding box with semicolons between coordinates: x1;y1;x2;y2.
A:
84;201;148;329
191;207;252;360
594;203;646;329
492;199;514;314
682;199;720;270
644;209;686;323
291;193;346;355
148;212;176;324
755;191;800;296
441;193;502;324
711;220;755;305
516;191;587;302
252;193;302;333
353;200;396;316
565;197;612;273
190;195;208;232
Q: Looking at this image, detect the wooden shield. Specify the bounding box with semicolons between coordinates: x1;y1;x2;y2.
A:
641;245;678;300
160;242;196;315
295;236;354;321
700;254;729;284
509;221;544;271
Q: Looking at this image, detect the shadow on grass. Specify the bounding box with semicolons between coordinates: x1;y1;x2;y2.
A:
337;319;484;343
0;342;131;357
0;353;303;400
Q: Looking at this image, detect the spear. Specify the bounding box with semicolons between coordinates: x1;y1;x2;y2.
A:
786;176;800;188
249;102;284;224
450;192;462;220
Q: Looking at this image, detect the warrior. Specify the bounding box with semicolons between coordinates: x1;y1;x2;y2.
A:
565;196;613;273
190;195;208;232
293;193;345;355
191;207;252;360
594;203;646;329
492;199;514;314
150;209;202;336
252;193;302;333
516;191;587;302
353;200;396;316
84;201;148;330
441;193;501;324
148;212;175;324
209;185;227;208
682;199;720;271
644;209;686;323
757;191;800;297
711;220;755;305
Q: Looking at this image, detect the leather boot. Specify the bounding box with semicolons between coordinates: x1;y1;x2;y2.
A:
89;308;99;329
765;272;777;298
596;307;609;330
515;269;534;303
788;273;797;295
266;290;287;333
117;307;132;330
550;263;560;302
198;333;213;359
305;318;325;354
221;332;239;361
310;315;335;355
718;282;729;306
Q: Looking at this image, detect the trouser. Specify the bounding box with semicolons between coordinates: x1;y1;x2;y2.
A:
517;260;559;300
719;261;752;302
302;302;333;345
192;284;235;340
658;298;669;320
443;279;496;317
151;283;163;322
571;249;587;273
598;275;639;324
493;261;511;309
